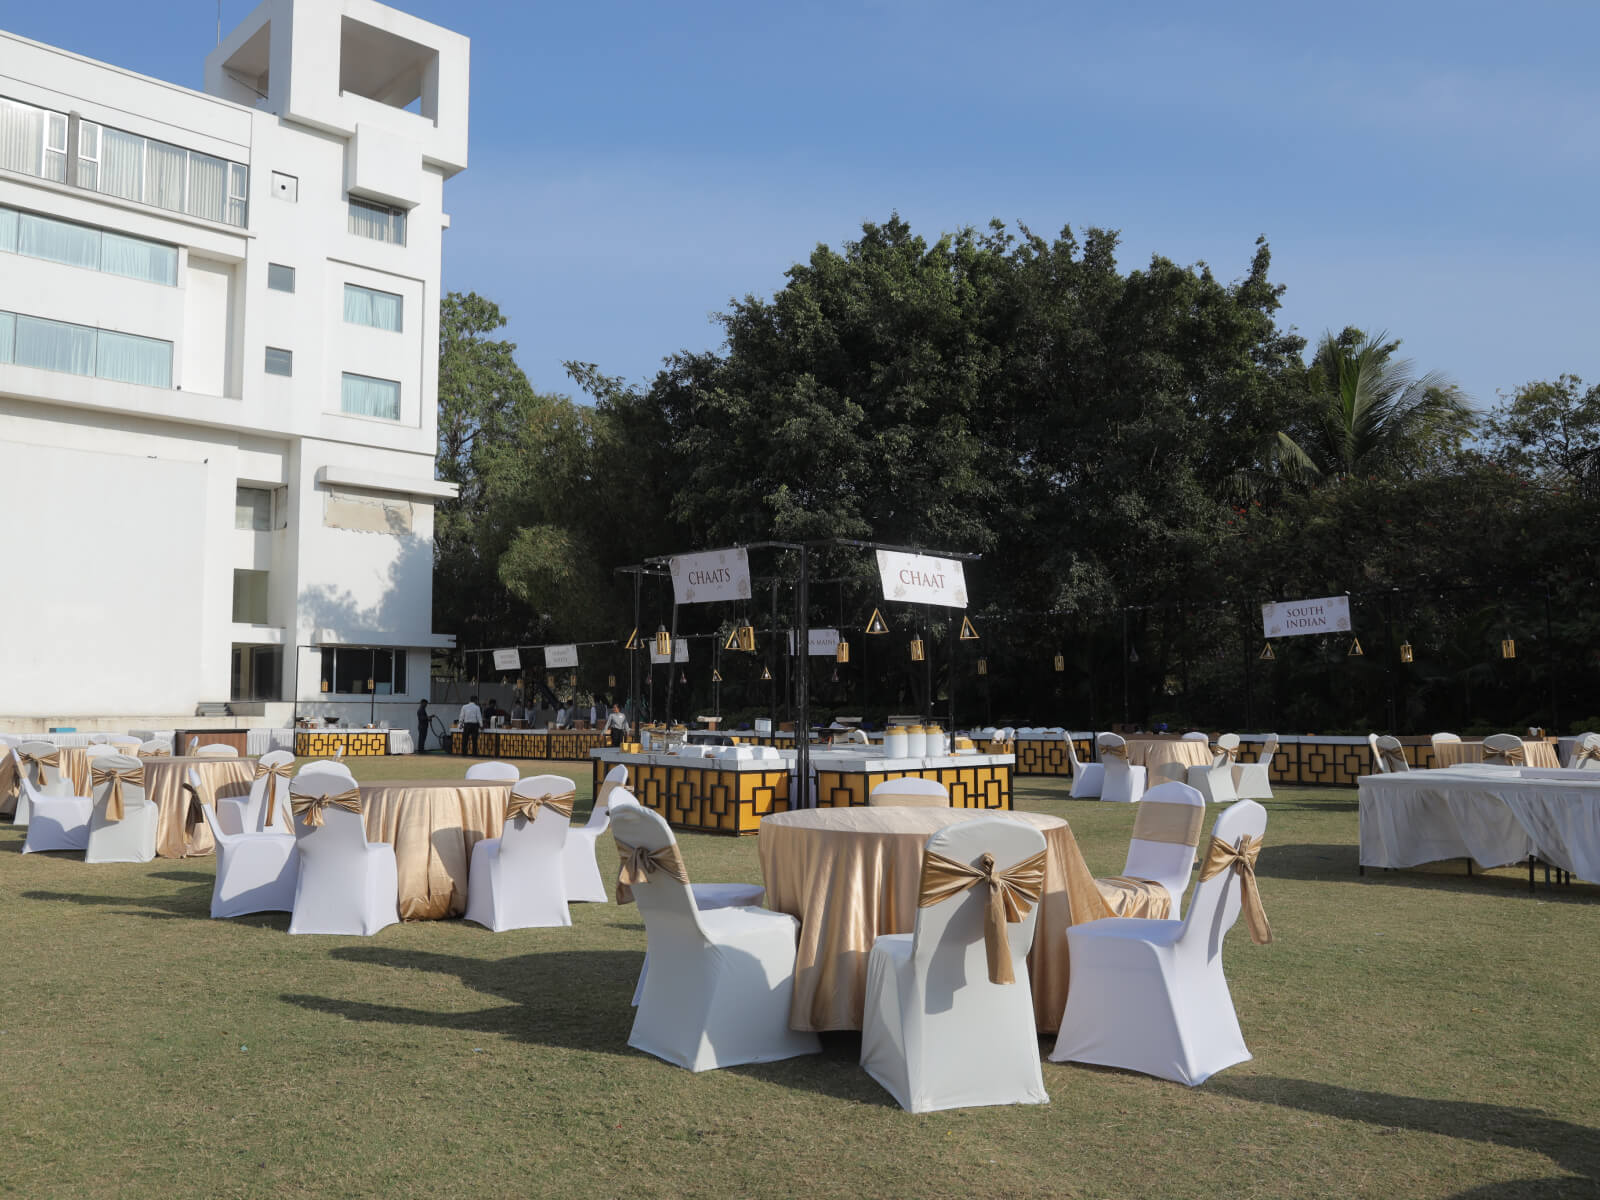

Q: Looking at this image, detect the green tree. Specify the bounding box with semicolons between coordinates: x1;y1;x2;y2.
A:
1487;374;1600;496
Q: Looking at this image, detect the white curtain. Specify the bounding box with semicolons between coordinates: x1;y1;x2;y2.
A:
0;97;44;177
0;206;16;254
96;330;172;388
14;315;96;377
145;140;186;212
18;212;100;270
101;230;177;286
340;373;401;420
227;164;249;227
343;285;403;331
0;312;13;364
186;153;226;223
347;199;404;244
99;128;144;202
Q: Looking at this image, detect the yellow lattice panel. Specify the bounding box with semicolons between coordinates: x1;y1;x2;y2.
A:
819;764;1013;811
295;731;388;757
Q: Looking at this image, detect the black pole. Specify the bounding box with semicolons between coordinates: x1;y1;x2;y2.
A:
1242;608;1252;731
796;544;810;808
665;603;679;727
947;615;957;736
768;577;779;733
630;569;642;739
923;605;933;723
1544;582;1557;731
1121;607;1130;728
1384;589;1396;732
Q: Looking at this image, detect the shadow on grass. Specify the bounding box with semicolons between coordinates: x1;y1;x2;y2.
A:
1209;1075;1599;1190
21;870;221;922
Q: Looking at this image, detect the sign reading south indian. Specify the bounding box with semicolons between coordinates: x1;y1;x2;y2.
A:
543;644;579;668
670;548;752;605
1261;595;1352;638
876;550;968;609
491;648;522;671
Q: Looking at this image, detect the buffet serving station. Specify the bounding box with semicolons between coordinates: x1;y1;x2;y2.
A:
448;727;608;761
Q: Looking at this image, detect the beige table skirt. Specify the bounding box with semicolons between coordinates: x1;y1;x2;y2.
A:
1126;738;1215;778
145;756;257;858
1435;740;1560;769
758;807;1113;1034
0;752;17;817
358;779;511;920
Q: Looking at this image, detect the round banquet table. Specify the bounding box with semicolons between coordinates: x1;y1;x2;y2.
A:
143;755;257;859
357;779;513;920
1124;737;1215;780
1434;740;1560;769
757;807;1114;1034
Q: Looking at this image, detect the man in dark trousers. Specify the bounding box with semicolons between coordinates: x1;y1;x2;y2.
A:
460;695;484;756
416;697;430;753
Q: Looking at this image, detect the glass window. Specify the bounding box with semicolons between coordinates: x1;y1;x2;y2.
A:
340;372;401;420
100;230;177;286
76;121;100;192
231;569;269;624
264;347;293;377
0;207;175;285
98;126;145;202
343;284;403;332
43;112;66;182
14;314;96;376
235;486;272;531
0;96;68;181
347;197;406;245
0;206;15;254
228;163;249;227
185;152;227;223
0;311;13;364
72;116;248;229
0;310;172;387
96;329;172;388
266;263;295;293
318;648;406;695
18;212;99;271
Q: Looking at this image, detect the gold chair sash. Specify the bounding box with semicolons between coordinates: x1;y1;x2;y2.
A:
253;761;293;826
1484;743;1526;765
1575;742;1600;764
1099;742;1128;760
1198;834;1273;945
614;838;690;904
1379;746;1408;772
138;746;170;758
506;788;576;823
91;765;144;822
289;787;364;828
1212;744;1239;762
917;848;1048;985
1131;800;1204;847
22;750;61;778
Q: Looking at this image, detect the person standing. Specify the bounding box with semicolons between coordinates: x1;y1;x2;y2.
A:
588;700;599;728
415;697;430;754
605;702;628;747
460;695;484;756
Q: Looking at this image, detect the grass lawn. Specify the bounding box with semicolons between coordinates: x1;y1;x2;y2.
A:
3;757;1598;1199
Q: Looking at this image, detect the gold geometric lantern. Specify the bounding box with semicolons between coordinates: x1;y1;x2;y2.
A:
654;628;672;657
607;674;617;688
958;615;979;641
1258;642;1276;661
977;657;988;676
1347;637;1364;657
909;637;925;662
546;673;556;688
711;668;723;683
1399;642;1414;663
865;608;890;635
1053;653;1065;672
1501;638;1516;660
760;665;773;681
835;639;850;663
568;672;578;687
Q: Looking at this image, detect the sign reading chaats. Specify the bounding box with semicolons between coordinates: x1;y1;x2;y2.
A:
670;548;752;604
876;550;968;609
1261;595;1351;638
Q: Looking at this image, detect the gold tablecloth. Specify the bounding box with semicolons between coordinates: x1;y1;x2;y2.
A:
144;756;257;858
1435;740;1560;769
758;807;1112;1034
358;779;512;921
0;751;17;817
1126;738;1215;779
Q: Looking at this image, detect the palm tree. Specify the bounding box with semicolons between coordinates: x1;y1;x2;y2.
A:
1276;328;1474;482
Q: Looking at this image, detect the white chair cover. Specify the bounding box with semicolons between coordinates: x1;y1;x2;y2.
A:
1113;781;1206;916
219;749;296;835
868;777;950;807
197;767;298;918
1049;800;1269;1085
19;773;92;854
1371;735;1409;774
84;754;158;863
1181;731;1210;741
464;774;573;931
565;765;625;903
859;816;1050;1112
1065;734;1104;799
1570;732;1600;770
18;739;75;806
87;733;114;744
465;761;520;782
612;798;818;1071
1186;747;1238;805
1098;733;1146;804
1482;733;1526;765
296;760;357;783
287;768;398;936
1431;732;1461;756
195;744;237;757
1232;736;1277;800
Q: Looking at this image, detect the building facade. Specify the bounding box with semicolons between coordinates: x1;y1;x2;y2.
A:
0;0;467;730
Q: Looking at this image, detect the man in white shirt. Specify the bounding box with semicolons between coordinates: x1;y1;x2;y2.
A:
604;702;629;747
459;696;484;757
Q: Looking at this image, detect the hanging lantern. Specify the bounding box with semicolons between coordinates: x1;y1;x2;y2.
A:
1347;637;1364;657
836;639;850;663
607;674;617;688
1128;646;1139;664
910;637;926;662
1053;653;1065;672
655;628;671;657
958;615;980;641
977;657;988;676
546;673;556;688
712;668;723;683
367;678;375;692
1501;638;1516;660
623;627;640;650
321;679;330;692
569;672;578;687
830;667;840;683
514;677;524;693
677;670;687;685
865;608;890;635
761;665;773;681
1258;642;1276;661
1399;642;1414;663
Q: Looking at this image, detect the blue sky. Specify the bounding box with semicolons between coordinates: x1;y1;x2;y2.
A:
12;1;1599;408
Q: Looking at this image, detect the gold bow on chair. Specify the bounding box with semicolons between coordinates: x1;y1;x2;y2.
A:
289;787;363;828
1099;742;1128;760
1198;834;1273;945
917;848;1048;984
253;761;294;826
1575;741;1600;764
1212;743;1239;762
138;746;170;758
614;838;689;904
1379;746;1408;772
1485;743;1526;766
506;788;576;823
91;765;144;821
22;749;61;780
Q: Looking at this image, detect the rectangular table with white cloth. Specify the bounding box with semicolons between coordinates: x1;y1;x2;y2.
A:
1358;766;1600;883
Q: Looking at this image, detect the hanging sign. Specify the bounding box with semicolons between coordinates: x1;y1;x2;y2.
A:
1261;595;1351;638
787;628;841;657
670;548;752;604
491;649;522;671
543;644;579;668
876;550;968;609
650;641;690;664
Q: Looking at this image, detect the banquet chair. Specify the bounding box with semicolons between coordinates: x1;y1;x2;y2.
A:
18;739;76;807
84;754;158;863
1181;731;1210;741
137;739;171;758
1049;799;1270;1086
565;764;626;903
465;761;520;782
1230;735;1277;801
1065;734;1104;799
1095;781;1206;920
611;800;819;1072
109;737;142;755
464;774;574;932
87;733;114;744
297;759;356;783
859;816;1050;1113
1097;733;1146;804
19;773;93;854
1430;732;1461;762
846;728;870;744
219;749;296;835
1371;735;1409;774
1185;736;1239;805
195;744;237;757
868;777;950;808
1482;733;1526;765
287;768;398;936
1570;732;1600;769
196;768;299;919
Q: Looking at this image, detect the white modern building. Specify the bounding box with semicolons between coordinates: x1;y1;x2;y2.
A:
0;0;468;731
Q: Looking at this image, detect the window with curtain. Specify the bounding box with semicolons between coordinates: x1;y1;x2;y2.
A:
0;206;17;254
348;197;406;245
75;119;248;228
76;121;100;191
17;211;98;270
0;312;13;364
13;314;97;377
43;113;66;182
100;230;177;286
0;96;66;180
96;329;172;388
0;206;176;285
343;284;403;332
185;153;227;223
145;140;186;213
97;126;145;202
340;373;401;420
